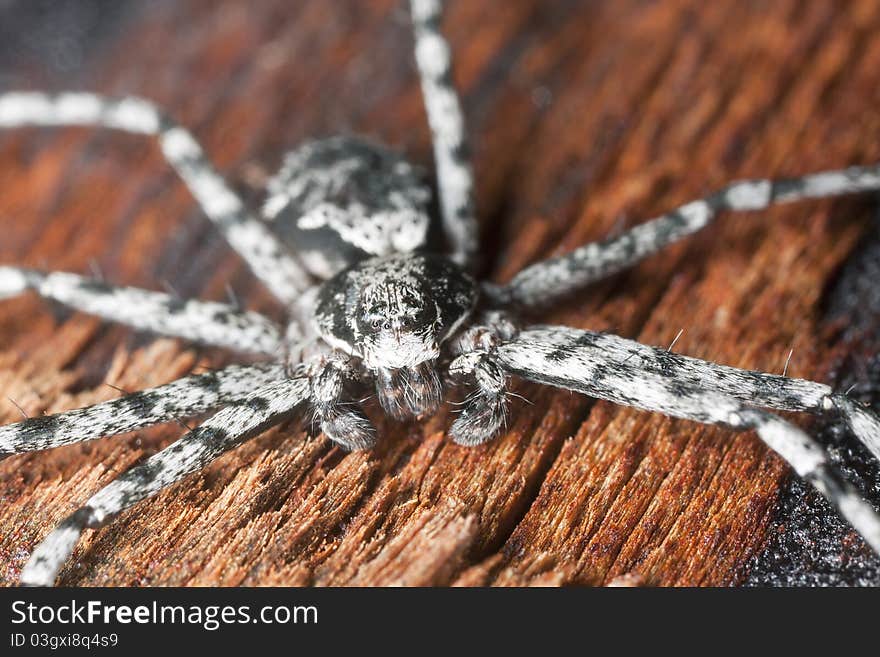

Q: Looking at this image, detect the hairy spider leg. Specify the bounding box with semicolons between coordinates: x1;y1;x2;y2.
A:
491;325;880;552
496;326;880;461
0;363;285;454
0;267;283;355
20;376;309;586
0;91;311;305
501;164;880;307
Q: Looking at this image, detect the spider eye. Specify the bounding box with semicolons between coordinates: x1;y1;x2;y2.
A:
371;319;382;329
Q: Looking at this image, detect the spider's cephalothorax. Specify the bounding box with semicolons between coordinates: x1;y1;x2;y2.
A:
314;252;477;419
3;0;880;586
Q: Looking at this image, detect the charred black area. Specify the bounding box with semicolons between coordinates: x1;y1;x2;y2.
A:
745;211;880;587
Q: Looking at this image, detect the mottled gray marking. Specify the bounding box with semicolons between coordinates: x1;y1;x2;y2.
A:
264;136;431;279
493;325;880;554
502;163;880;308
0;363;285;454
410;0;478;266
0;267;283;355
20;376;308;586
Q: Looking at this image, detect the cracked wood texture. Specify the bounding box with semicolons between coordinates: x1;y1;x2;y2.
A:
1;0;880;587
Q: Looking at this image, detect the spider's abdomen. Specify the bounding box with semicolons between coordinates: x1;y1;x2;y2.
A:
314;252;477;368
263;136;431;279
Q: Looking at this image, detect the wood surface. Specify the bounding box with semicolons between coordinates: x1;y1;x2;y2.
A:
1;0;879;586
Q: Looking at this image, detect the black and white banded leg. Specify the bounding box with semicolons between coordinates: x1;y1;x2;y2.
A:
500;163;880;307
20;376;309;586
731;407;879;553
0;92;311;304
0;362;284;454
410;0;478;267
491;325;880;552
495;326;880;462
0;267;283;355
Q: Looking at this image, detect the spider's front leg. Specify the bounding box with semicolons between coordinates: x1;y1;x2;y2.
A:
0;362;284;454
446;311;519;445
20;376;309;586
498;326;880;463
725;405;880;554
0;266;283;356
0;92;312;305
497;162;880;308
490;325;880;554
410;0;478;267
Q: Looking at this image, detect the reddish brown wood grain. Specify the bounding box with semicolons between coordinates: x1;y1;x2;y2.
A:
1;0;879;586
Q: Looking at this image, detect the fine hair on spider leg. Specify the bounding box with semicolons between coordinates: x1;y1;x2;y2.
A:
0;267;284;356
19;377;309;587
486;326;880;550
0;363;286;454
1;0;880;587
494;166;880;309
0;92;311;305
410;0;478;267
